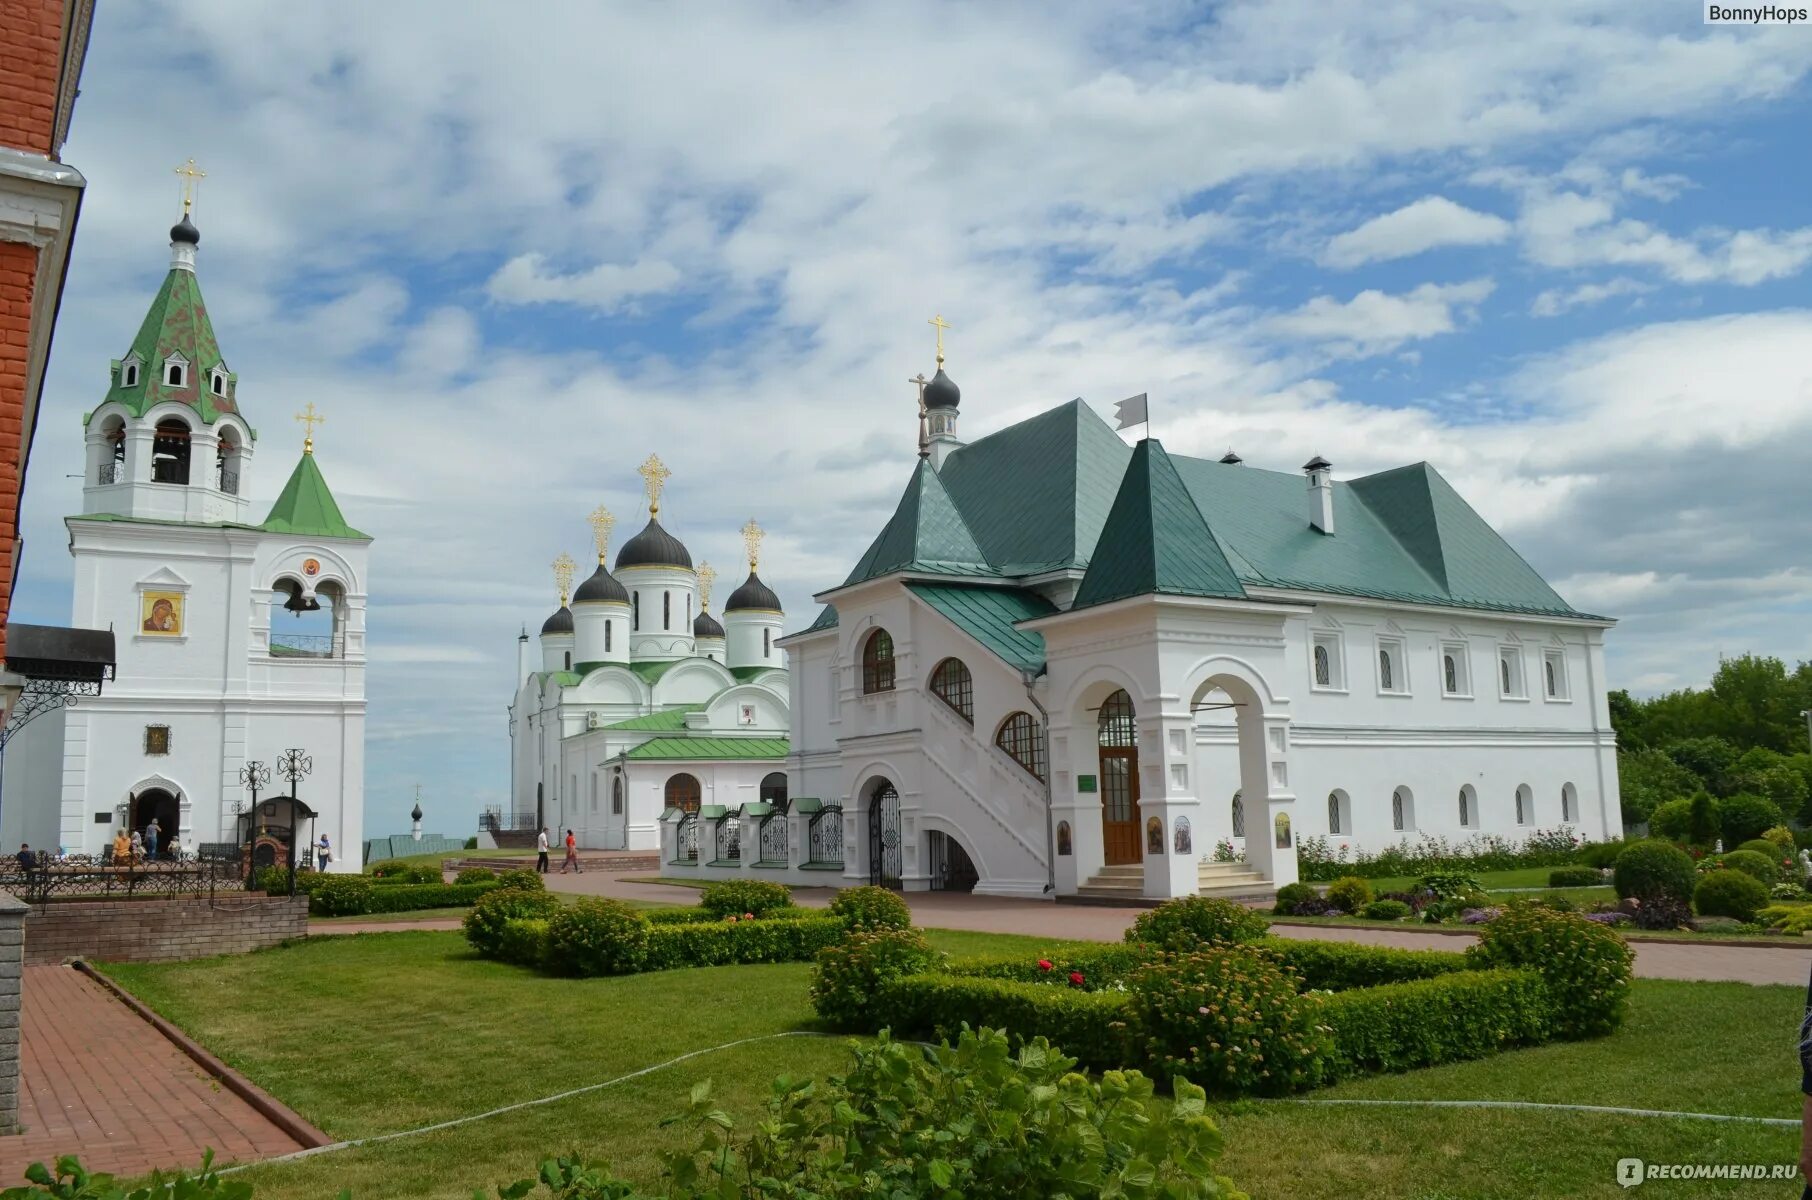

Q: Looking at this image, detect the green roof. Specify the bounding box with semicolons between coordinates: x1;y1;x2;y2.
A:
624;736;789;761
104;266;240;425
261;451;367;540
628;660;683;684
599;705;704;731
804;605;838;632
907;583;1056;674
1073;439;1246;610
845;459;992;584
730;665;784;681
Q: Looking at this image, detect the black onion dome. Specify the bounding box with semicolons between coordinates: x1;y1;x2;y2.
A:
540;605;573;635
572;563;630;605
725;570;783;613
614;517;693;569
693;610;725;639
411;803;423;822
170;214;200;245
923;367;960;410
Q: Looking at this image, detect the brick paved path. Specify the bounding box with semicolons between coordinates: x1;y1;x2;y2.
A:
0;966;304;1181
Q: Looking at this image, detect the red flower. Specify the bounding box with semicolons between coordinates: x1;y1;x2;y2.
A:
1037;959;1053;971
743;912;755;920
1069;971;1085;987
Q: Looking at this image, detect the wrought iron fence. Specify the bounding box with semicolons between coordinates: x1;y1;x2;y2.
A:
677;815;699;863
0;856;249;904
479;810;540;833
716;814;741;862
807;806;843;866
270;633;336;659
759;812;789;863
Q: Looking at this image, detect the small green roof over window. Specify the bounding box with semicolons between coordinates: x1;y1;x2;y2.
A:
261;451;367;540
907;583;1056;674
624;736;789;760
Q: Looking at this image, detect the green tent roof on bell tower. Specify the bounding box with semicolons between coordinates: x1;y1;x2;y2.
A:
261;449;367;540
102;226;242;427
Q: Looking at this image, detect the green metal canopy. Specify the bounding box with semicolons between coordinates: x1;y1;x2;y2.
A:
624;737;789;761
261;451;367;540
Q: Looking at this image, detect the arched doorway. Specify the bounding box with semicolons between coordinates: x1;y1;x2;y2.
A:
1097;690;1140;865
926;829;978;892
868;779;902;888
129;788;179;860
759;771;788;808
665;773;702;814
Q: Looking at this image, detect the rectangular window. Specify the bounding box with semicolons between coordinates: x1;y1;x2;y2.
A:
1543;649;1569;700
1499;648;1526;698
633;593;640;631
605;621;612;653
763;628;771;658
1310;633;1344;691
1440;643;1471;697
144;725;170;755
663;591;671;630
1376;636;1408;694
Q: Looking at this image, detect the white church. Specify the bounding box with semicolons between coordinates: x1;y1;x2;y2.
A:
778;334;1620;901
506;463;790;852
0;206;370;868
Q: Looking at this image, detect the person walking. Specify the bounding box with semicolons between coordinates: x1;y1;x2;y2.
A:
536;827;550;874
16;845;33;872
129;830;146;863
316;834;332;872
561;829;581;874
144;818;160;861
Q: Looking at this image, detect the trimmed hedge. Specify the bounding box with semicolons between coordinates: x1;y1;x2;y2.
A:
1547;866;1603;888
1319;968;1549;1078
1358;899;1412;921
1272;882;1319;915
643;905;819;926
1612;840;1696;905
1325;876;1373;914
640;916;846;972
496;918;550;968
463;887;563;958
827;885;912;931
306;875;373;916
1694;870;1769;923
877;972;1133;1071
357;881;497;915
941;944;1154;988
1465;901;1633;1039
698;879;794;918
1264;937;1471;991
1718;849;1779;888
547;899;650;976
811;928;939;1030
1125;895;1268;949
1126;948;1326;1096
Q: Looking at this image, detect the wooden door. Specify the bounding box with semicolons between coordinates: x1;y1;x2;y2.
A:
1099;748;1141;865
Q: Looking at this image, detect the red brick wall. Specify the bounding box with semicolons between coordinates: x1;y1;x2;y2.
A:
0;0;67;156
22;895;311;964
0;241;35;662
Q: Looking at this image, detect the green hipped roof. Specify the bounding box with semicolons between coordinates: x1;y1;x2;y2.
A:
730;665;784;681
599;705;704;731
805;605;838;632
260;451;367;540
1073;439;1246;610
104;266;240;425
844;459;992;584
907;583;1055;674
624;736;788;761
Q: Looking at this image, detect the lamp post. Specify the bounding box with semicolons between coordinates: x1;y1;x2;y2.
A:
236;760;271;880
276;748;313;897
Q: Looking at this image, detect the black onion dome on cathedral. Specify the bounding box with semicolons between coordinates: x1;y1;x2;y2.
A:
614;517;693;569
540;605;573;635
923;367;960;410
725;570;783;613
170;214;200;245
572;563;630;604
693;609;726;639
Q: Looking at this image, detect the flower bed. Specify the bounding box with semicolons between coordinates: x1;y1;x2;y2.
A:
1296;828;1593;881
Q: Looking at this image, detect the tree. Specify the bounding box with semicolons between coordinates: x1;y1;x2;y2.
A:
1608;689;1647;749
1617;747;1701;826
1688;791;1721;846
1664;736;1740;796
1708;654;1803;752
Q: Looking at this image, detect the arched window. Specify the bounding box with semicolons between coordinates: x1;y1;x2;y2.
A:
1327;790;1348;836
1097;689;1137;747
1313;643;1330;686
1545;659;1558;697
121;359;140;388
611;775;624;815
994;711;1046;781
1458;785;1476;828
564;651;572;670
1392;787;1410;831
151;418;191;484
1500;656;1512;694
1443;654;1457;694
1561;782;1577;823
759;772;788;807
1378;648;1394;691
1515;783;1532;825
663;591;671;631
209;366;227;396
929;658;973;723
861;629;895;693
664;773;701;814
1231;792;1245;838
605;621;613;653
163;358;186;387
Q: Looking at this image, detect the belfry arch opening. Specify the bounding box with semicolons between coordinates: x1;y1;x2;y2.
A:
151;418;191;484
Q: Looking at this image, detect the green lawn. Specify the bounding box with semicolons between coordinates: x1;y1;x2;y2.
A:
97;929;1802;1200
1358;866;1605;893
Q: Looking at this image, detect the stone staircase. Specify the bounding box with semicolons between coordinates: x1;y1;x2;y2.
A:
1071;861;1275;907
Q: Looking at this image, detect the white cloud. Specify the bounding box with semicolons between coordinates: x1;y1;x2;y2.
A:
1269;278;1494;356
486;253;685;312
1529;277;1652;317
1323;196;1511;268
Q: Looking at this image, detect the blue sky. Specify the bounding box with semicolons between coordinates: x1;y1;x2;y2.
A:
15;2;1812;840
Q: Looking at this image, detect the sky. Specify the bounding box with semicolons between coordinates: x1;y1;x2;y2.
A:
16;1;1812;840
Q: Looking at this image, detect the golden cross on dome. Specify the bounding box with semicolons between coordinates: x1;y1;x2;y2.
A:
697;562;716;611
551;552;576;606
637;454;672;517
294;402;324;454
741;519;764;571
586;505;615;564
174;158;206;214
909;373;929;411
928;313;951;366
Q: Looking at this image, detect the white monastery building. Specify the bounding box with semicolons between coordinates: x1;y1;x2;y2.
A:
775;336;1620;901
0;206;370;867
506;461;790;852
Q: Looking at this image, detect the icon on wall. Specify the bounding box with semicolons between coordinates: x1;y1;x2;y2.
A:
1145;816;1163;856
1056;821;1072;856
1274;812;1292;850
140;591;183;635
303;558;321;577
1173;816;1192;856
738;703;756;726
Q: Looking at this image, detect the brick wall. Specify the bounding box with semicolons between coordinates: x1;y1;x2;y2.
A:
0;0;68;155
0;240;36;661
22;895;309;965
0;893;24;1133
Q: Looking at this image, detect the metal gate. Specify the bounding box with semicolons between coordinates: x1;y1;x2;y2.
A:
868;782;901;888
926;830;978;893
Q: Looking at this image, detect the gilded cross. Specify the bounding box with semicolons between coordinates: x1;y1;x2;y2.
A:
909;373;929;413
173;158;207;214
697;562;716;611
741;519;764;571
551;552;577;606
294;402;324;453
587;505;615;564
928;313;951;365
637;453;672;517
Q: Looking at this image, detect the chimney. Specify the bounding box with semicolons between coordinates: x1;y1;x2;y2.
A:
1303;456;1334;534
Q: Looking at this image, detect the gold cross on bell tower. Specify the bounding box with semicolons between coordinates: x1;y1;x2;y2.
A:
928;313;951;367
295;402;324;454
174;158;206;215
741;519;764;571
637;454;672;517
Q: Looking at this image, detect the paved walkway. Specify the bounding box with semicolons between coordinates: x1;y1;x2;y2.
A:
312;869;1812;986
0;966;305;1180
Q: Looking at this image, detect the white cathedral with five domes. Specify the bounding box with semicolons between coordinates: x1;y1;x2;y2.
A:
506;459;790;851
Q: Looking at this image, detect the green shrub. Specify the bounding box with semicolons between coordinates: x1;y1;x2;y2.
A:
876;973;1134;1071
369;858;414;879
809;928;938;1030
1125;895;1268;950
1319;968;1549;1078
643;905;727;925
1720;793;1784;847
1762;825;1795;852
1465;901;1633;1039
1688;791;1722;845
1267;937;1470;990
941;944;1155;988
306;875;372;916
1125;948;1326;1096
1324;876;1373;913
462;886;562;958
698;878;794;918
1647;797;1694;842
369;861;439;884
1612;840;1696;905
494;867;544;892
1358;898;1413;921
464;836;478;849
496;918;550;968
254;865;323;894
1415;872;1484;900
1737;838;1782;859
1718;849;1779;887
826;884;911;931
1547;866;1603;888
546;898;650;976
1575;840;1625;869
641;916;846;971
1693;870;1769;923
354;881;496;915
454;866;496;884
1272;881;1319;915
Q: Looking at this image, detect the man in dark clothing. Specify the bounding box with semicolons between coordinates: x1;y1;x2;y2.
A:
16;845;34;871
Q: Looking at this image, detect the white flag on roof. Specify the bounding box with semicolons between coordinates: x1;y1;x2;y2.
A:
1114;393;1149;431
